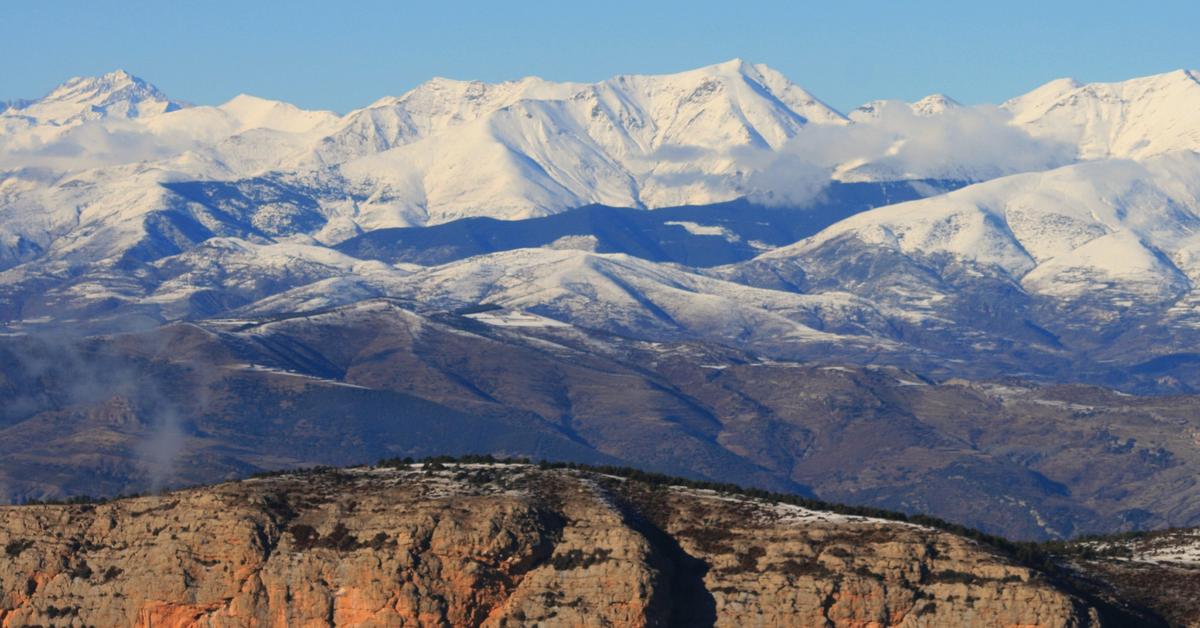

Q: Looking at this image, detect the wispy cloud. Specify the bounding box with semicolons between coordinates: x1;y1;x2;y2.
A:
741;102;1075;206
0;119;200;170
0;331;214;498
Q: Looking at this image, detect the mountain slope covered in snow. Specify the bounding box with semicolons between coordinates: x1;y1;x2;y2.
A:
4;64;1200;387
1004;69;1200;159
3;63;1199;275
9;63;1200;542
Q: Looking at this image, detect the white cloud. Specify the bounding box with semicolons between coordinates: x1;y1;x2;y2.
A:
741;102;1075;206
0;119;200;170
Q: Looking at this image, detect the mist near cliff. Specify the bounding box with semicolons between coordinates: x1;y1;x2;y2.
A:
0;330;212;500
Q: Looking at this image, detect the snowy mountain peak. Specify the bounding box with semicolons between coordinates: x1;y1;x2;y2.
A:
847;100;889;121
365;73;576;115
3;69;185;125
216;94;339;134
49;69;143;96
673;58;793;84
681;58;764;80
1004;77;1082;110
911;93;961;116
1159;68;1200;83
311;60;848;215
642;59;848;126
1005;70;1200;115
1004;69;1200;159
711;57;750;71
848;93;959;122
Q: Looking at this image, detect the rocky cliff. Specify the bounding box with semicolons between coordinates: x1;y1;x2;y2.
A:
0;464;1144;626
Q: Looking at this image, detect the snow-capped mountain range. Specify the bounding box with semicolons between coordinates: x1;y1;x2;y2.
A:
5;61;1200;390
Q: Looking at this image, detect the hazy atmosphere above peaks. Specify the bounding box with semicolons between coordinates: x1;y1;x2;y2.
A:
4;0;1197;114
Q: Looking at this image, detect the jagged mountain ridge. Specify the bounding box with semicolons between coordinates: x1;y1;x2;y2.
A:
0;61;861;278
0;61;851;238
5;63;1197;272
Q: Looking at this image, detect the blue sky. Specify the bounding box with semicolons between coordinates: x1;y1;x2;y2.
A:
4;0;1198;114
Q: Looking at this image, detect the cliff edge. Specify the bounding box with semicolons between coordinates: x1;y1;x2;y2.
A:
0;464;1141;626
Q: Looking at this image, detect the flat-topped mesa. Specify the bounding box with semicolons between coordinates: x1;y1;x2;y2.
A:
0;463;1133;626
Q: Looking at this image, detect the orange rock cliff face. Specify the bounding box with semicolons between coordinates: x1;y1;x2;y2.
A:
0;465;1118;626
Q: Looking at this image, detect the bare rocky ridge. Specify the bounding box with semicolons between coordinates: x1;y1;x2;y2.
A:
0;464;1141;627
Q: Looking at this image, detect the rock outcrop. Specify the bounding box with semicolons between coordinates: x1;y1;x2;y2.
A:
0;464;1130;626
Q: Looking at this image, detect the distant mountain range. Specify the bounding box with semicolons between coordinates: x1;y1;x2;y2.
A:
6;62;1200;539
